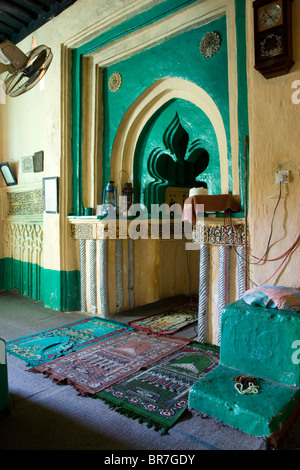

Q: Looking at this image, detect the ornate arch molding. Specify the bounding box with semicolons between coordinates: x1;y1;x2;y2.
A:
110;77;228;197
62;0;248;216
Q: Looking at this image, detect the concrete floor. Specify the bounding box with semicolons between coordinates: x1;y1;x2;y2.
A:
1;290;300;451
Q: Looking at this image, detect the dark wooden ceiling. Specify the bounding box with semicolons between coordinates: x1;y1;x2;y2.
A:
0;0;78;44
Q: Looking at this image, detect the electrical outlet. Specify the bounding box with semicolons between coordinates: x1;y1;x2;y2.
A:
276;170;289;184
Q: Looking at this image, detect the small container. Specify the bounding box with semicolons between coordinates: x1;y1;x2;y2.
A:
84;207;93;216
102;181;117;215
120;182;134;216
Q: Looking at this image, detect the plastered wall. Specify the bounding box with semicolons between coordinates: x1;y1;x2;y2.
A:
0;0;144;271
246;0;300;288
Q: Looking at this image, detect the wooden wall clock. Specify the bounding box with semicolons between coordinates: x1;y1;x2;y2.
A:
253;0;294;79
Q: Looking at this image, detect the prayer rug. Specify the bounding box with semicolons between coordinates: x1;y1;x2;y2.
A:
128;301;198;335
96;342;220;434
29;330;189;396
6;317;133;367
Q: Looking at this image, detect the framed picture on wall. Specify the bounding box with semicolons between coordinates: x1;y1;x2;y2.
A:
0;162;17;186
33;151;44;172
43;177;59;213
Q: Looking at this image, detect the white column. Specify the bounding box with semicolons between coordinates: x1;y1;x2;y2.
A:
90;239;97;314
128;238;134;309
115;238;123;312
98;238;109;317
217;244;231;346
79;239;87;312
237;245;246;299
198;243;210;343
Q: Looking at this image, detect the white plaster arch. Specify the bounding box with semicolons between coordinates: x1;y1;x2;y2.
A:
110;77;229;196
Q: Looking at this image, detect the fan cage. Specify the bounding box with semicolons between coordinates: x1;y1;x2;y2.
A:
4;45;53;97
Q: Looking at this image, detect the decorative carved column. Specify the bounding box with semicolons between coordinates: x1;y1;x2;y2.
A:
218;244;231;346
193;220;246;345
79;239;87;312
198;243;210;343
98;238;109;318
115;238;123;313
68;217;181;317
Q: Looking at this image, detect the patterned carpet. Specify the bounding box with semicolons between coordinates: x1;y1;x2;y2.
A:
6;317;132;367
29;330;189;395
97;342;220;434
128;301;198;334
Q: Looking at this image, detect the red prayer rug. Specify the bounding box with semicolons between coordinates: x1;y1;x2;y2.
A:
29;330;189;395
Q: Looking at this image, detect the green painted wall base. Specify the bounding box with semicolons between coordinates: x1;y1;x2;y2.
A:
188;299;300;438
0;258;80;312
189;364;300;437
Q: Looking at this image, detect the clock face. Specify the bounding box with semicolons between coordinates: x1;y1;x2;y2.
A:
259;4;282;29
253;0;294;78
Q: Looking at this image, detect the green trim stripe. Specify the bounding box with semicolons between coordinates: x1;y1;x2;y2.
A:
0;258;80;312
235;0;249;213
71;0;248;216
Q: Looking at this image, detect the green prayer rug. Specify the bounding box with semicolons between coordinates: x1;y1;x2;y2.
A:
128;301;198;335
96;342;220;434
6;317;133;367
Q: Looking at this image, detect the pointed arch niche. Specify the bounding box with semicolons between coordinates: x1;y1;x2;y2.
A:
63;0;248;216
110;77;228;202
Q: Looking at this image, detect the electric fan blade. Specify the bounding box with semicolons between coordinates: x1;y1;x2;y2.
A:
4;72;27;96
0;63;14;74
4;70;39;97
4;45;53;97
23;49;47;77
0;40;28;69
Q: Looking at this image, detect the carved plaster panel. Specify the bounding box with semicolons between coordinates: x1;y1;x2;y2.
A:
193;222;246;246
3;221;43;264
1;185;43;222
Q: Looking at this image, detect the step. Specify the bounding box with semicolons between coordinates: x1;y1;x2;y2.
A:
188;364;300;438
220;300;300;387
0;339;9;413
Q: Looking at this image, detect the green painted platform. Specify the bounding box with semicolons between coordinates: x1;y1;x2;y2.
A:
189;300;300;439
220;300;300;387
0;338;9;413
189;364;300;437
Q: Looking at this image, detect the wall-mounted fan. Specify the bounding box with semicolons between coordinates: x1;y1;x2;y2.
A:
0;40;53;97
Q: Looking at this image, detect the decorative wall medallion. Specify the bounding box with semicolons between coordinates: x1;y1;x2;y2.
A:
108;72;122;92
200;32;222;58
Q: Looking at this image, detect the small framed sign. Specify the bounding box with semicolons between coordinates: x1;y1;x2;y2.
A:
43;177;58;213
0;162;17;186
33;151;44;173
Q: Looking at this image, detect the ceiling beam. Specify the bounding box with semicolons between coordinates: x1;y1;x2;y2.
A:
0;2;37;22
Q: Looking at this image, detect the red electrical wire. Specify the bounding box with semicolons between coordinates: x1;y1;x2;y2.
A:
259;248;295;286
224;210;300;287
227;211;300;262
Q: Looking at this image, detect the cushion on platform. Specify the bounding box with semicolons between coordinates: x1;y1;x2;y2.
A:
243;286;300;312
